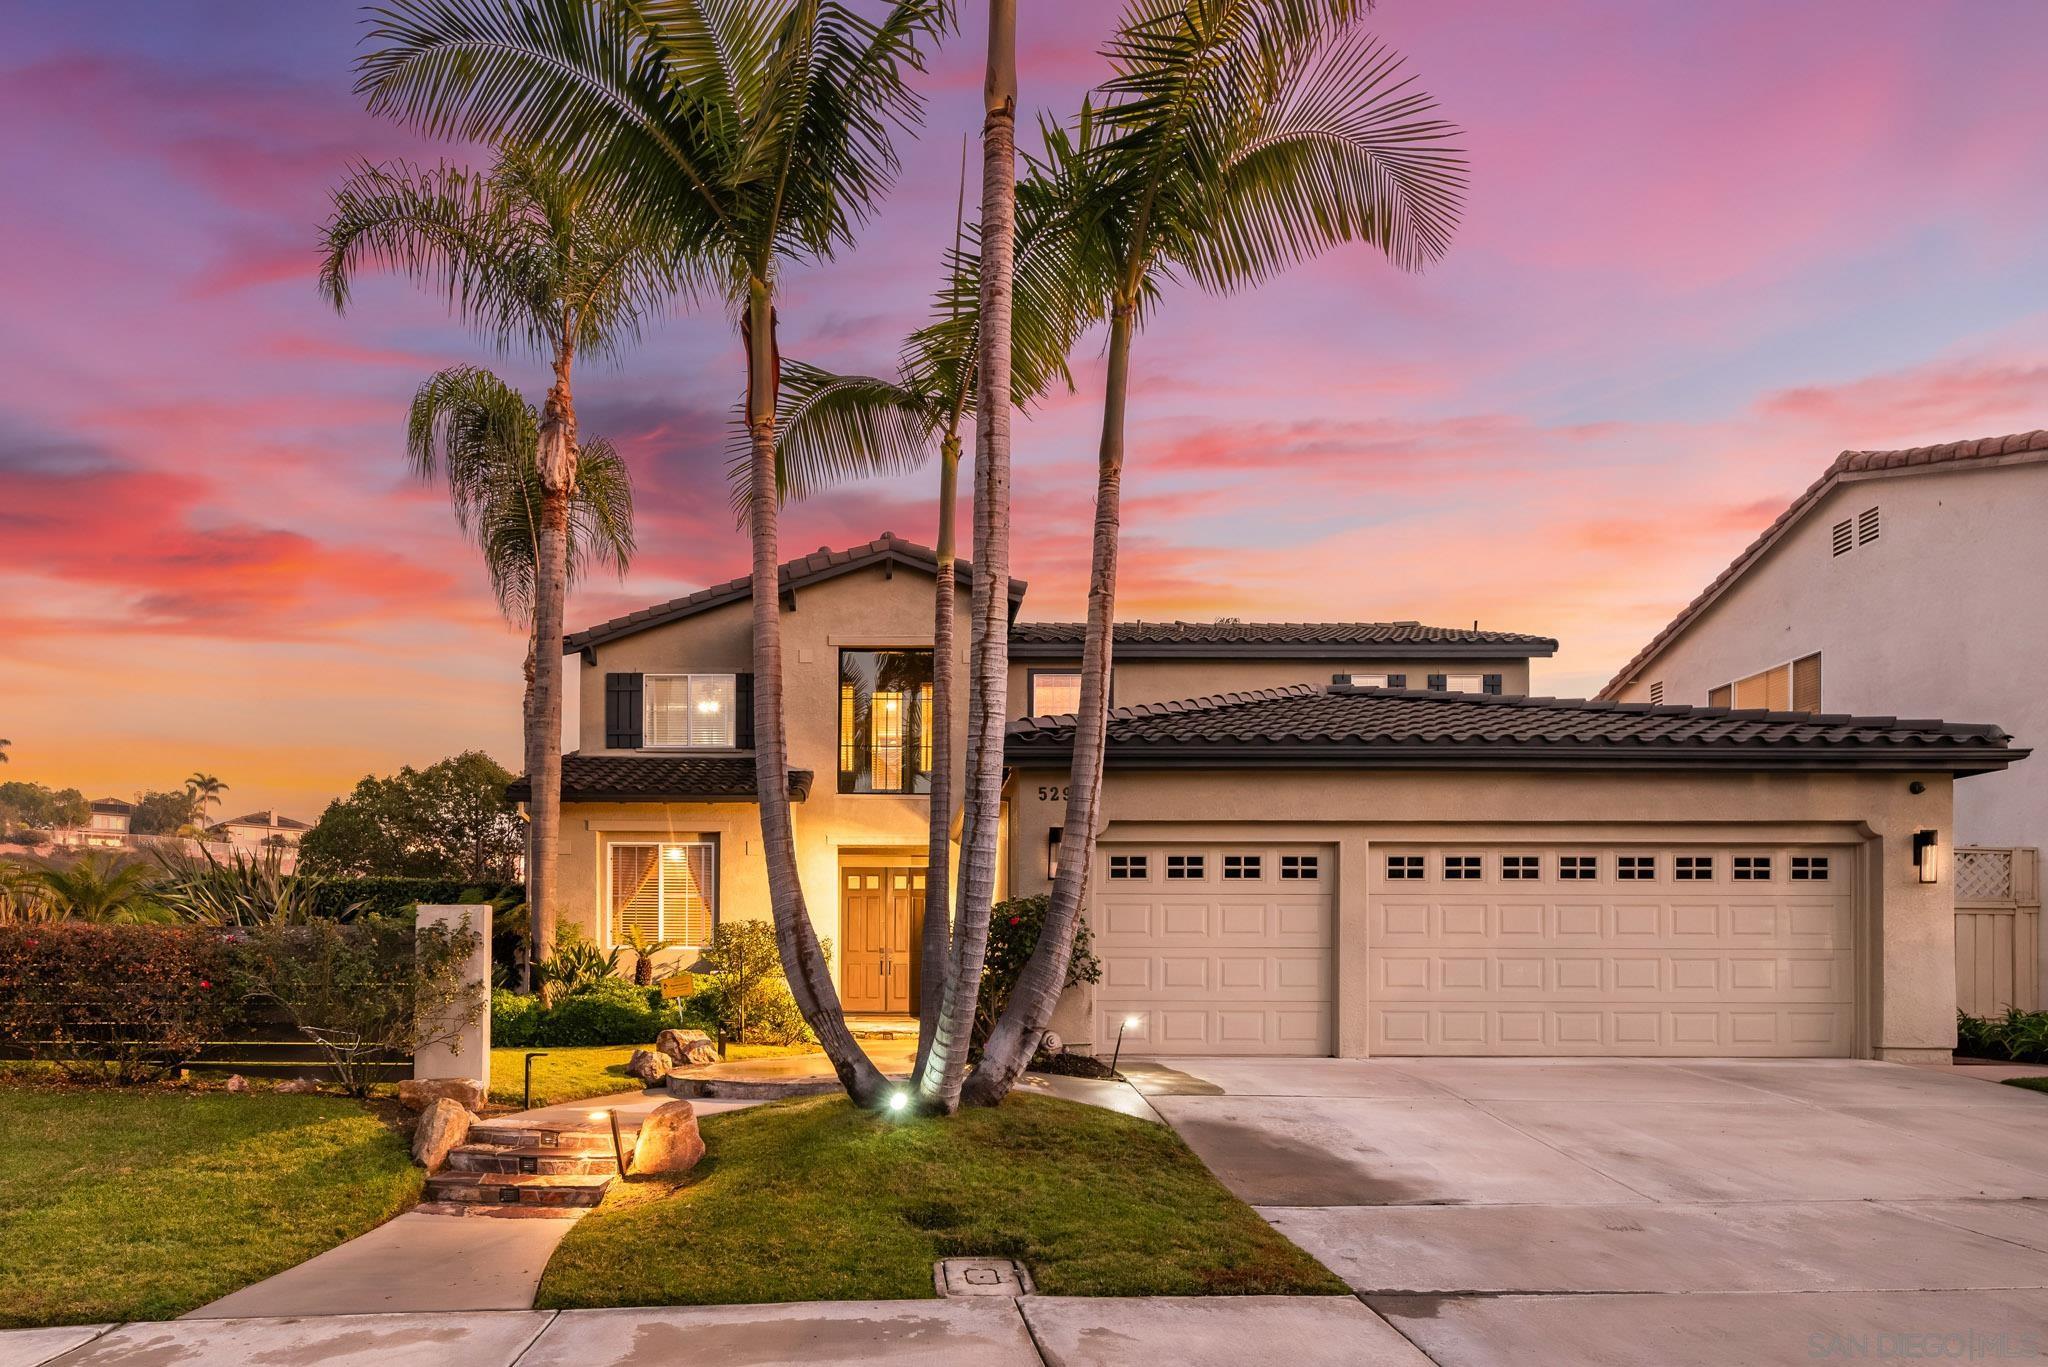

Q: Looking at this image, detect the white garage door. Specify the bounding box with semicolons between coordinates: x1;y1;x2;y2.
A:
1092;842;1334;1056
1369;842;1857;1056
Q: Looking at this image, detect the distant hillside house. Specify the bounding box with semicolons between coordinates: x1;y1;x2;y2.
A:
208;809;311;867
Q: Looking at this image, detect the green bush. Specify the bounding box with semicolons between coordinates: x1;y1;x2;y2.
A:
493;978;671;1048
1958;1008;2048;1063
492;987;542;1048
975;895;1103;1055
680;920;818;1046
300;877;524;922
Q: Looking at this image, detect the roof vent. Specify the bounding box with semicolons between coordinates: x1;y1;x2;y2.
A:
1858;506;1879;545
1831;519;1852;556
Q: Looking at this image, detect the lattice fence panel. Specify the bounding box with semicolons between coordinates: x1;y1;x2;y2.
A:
1957;848;2013;904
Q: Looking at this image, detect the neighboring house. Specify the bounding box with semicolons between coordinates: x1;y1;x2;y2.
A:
49;797;136;850
520;532;2023;1065
1597;429;2048;863
208;810;311;870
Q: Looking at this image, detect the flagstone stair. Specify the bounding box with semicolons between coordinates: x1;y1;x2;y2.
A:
423;1118;631;1212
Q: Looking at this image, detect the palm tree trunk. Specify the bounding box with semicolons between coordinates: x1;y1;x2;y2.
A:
528;342;575;995
965;298;1131;1107
745;279;888;1107
519;634;538;989
914;432;962;1079
921;0;1019;1113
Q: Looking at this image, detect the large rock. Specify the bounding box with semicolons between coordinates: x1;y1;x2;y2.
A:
397;1077;484;1113
412;1097;472;1173
655;1028;719;1068
626;1048;672;1086
629;1099;705;1177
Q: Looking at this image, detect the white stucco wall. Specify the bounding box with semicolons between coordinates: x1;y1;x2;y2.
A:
1611;460;2048;853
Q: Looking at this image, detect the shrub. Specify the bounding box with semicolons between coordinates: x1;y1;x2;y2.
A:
1958;1008;2048;1063
681;920;819;1046
0;924;248;1083
236;918;485;1096
492;987;542;1048
974;895;1103;1055
150;847;319;926
492;978;671;1048
299;876;524;922
535;926;618;1003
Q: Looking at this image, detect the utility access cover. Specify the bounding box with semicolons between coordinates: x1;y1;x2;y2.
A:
934;1257;1035;1298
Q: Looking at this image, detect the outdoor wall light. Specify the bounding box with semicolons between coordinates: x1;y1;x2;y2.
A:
1913;829;1941;885
1047;826;1063;878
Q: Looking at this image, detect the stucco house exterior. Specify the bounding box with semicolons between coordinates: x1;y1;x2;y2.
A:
207;810;310;870
519;532;2022;1064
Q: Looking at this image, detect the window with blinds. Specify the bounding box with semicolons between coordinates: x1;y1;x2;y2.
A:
1716;654;1821;714
645;674;737;747
609;842;716;947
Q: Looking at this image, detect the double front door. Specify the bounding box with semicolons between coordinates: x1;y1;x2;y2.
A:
842;866;927;1013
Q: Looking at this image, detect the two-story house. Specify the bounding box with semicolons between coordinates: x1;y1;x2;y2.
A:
522;532;2022;1065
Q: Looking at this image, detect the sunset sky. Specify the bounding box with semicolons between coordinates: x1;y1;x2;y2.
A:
4;1;2046;821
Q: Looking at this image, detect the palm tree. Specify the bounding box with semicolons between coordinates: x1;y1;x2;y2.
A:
0;739;11;764
185;774;228;825
357;0;951;1108
40;854;161;923
744;174;1092;1094
965;0;1465;1104
409;365;637;803
320;146;676;980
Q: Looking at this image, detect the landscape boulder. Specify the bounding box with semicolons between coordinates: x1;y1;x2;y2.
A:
223;1074;249;1093
397;1077;485;1113
412;1097;471;1173
626;1048;672;1086
629;1099;706;1177
655;1028;719;1068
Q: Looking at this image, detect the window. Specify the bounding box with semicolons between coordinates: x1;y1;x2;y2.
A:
1791;855;1830;881
1709;684;1732;708
1676;855;1714;881
1502;854;1539;880
1717;656;1821;715
1444;854;1482;880
1648;681;1664;705
1445;673;1485;693
838;650;934;794
1733;854;1772;881
1386;854;1424;880
1832;519;1853;556
645;674;737;748
1028;670;1083;717
1560;855;1597;881
1166;853;1205;880
1280;854;1320;880
609;841;715;948
1619;855;1656;881
1859;506;1880;545
1223;853;1262;880
1109;853;1148;880
1792;653;1821;714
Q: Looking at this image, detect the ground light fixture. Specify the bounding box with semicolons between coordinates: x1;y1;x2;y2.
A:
1109;1015;1141;1078
522;1052;550;1112
1913;829;1942;885
887;1090;911;1113
592;1109;629;1178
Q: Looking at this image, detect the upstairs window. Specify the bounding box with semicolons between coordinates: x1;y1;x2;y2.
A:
838;650;934;794
1028;670;1083;717
646;674;738;748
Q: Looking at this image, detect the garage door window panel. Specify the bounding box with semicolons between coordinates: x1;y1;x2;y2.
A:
1677;855;1715;881
1560;855;1598;881
1386;854;1424;880
1501;855;1539;880
1166;854;1206;880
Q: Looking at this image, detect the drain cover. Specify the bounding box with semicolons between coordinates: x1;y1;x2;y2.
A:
934;1257;1035;1298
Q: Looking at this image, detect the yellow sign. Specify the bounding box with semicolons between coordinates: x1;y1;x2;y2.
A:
659;973;697;1000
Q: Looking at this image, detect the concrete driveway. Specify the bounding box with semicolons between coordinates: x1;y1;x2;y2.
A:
1136;1058;2048;1366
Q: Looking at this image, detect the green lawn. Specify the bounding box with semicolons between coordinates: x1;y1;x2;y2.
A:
2004;1076;2048;1095
538;1093;1343;1307
487;1043;823;1109
0;1084;421;1328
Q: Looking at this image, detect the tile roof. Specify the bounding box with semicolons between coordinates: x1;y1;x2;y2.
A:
1599;429;2048;699
210;810;311;831
564;534;1026;653
1005;683;2022;774
1010;620;1557;658
507;755;814;804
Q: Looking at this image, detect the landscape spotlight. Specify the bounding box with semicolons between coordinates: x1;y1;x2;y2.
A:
1110;1014;1141;1078
887;1091;911;1113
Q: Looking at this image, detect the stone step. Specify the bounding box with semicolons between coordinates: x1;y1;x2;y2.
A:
467;1122;628;1155
423;1171;614;1209
445;1144;619;1177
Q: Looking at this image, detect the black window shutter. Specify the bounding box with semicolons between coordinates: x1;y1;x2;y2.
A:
735;673;755;749
1427;673;1447;692
1386;673;1407;689
605;673;643;748
1483;674;1503;695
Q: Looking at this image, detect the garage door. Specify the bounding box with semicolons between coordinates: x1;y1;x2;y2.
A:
1369;842;1857;1056
1092;842;1334;1055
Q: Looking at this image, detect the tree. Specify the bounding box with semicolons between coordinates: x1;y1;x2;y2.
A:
297;751;522;882
0;739;10;764
358;0;951;1108
130;789;200;837
185;774;228;822
320;145;675;984
966;0;1465;1104
0;782;89;833
39;854;161;923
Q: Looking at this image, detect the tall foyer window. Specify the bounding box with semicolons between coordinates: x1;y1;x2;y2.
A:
609;841;716;948
645;674;737;747
839;649;935;794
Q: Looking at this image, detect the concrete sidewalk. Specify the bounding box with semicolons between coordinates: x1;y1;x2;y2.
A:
6;1298;1416;1367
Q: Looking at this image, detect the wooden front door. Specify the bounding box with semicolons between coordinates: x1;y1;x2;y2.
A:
841;866;925;1013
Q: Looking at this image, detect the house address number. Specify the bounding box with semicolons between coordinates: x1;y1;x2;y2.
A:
1036;785;1070;802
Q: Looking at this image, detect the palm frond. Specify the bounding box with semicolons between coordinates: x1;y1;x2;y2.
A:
725;359;937;518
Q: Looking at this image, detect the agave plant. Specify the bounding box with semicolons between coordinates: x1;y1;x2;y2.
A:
533;927;621;1004
150;846;321;927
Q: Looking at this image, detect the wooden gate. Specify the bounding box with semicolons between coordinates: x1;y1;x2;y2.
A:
1955;846;2042;1016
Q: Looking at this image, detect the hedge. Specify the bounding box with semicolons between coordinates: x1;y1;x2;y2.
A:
302;877;524;922
492;980;675;1048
